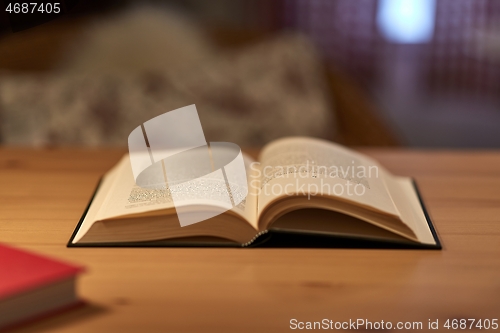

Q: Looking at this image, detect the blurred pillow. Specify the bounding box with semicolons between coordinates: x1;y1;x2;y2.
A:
0;34;335;147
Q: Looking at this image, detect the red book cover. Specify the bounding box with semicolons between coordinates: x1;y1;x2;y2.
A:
0;244;83;299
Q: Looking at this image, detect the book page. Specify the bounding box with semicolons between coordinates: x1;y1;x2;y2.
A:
73;152;259;243
257;137;401;218
71;160;122;243
104;153;258;221
384;176;436;244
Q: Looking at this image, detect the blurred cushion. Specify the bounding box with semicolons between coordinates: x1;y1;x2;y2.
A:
0;34;335;147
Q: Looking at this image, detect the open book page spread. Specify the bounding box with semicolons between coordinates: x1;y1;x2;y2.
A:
257;137;401;218
71;136;438;247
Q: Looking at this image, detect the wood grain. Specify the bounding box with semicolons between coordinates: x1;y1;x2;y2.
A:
1;147;499;333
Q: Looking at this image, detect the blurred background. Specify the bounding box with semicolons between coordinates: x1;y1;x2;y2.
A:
1;0;500;148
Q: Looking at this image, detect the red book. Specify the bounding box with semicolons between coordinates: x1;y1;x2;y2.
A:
0;244;84;330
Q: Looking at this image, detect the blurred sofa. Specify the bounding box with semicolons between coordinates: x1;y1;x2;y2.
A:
0;7;398;147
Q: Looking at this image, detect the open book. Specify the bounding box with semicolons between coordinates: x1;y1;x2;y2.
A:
68;137;441;249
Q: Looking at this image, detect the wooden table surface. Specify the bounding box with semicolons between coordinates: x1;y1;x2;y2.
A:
1;148;499;332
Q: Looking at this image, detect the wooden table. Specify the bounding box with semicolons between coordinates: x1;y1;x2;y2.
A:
1;148;499;332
